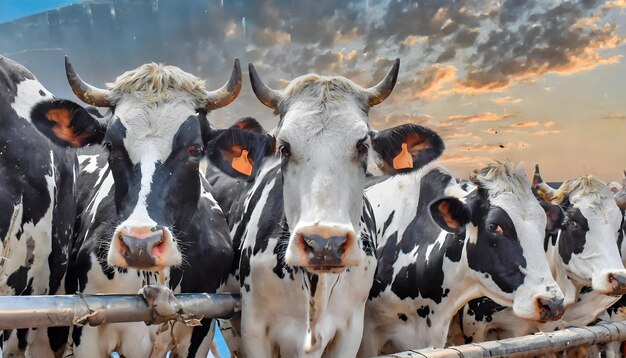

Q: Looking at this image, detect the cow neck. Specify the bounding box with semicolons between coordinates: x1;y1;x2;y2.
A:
303;271;327;353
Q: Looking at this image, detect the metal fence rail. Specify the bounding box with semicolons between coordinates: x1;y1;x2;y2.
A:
0;293;240;330
379;320;626;357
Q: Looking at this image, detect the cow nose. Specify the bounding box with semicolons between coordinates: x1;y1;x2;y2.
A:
536;296;565;322
300;234;348;267
609;273;626;295
118;227;165;268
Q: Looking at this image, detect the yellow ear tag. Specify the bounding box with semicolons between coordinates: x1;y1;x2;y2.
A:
232;150;253;176
392;143;413;170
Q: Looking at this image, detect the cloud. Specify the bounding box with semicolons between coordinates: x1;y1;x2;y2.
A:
603;114;626;120
534;130;562;136
512;121;555;128
445;112;512;124
493;96;523;104
394;65;457;100
605;0;626;8
446;132;474;140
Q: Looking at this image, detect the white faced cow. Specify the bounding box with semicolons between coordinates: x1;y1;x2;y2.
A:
456;166;626;343
30;57;240;357
0;56;77;357
206;59;453;357
359;161;566;356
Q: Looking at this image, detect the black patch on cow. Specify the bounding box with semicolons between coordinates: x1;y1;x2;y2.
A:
465;297;506;323
465;196;526;294
398;313;408;321
7;268;33;296
416;305;430;318
38;89;45;96
240;246;253;292
309;273;319;297
381;211;395;237
618;214;624;257
558;207;589;264
145;116;204;230
16;328;28;351
188;318;213;357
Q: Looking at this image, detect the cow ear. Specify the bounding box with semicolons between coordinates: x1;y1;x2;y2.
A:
206;119;275;179
540;201;564;233
31;99;106;148
430;197;471;233
371;124;444;175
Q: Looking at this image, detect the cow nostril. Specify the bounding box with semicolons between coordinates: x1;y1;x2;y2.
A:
537;297;564;321
609;273;626;293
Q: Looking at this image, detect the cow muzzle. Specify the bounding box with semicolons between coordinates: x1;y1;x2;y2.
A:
286;225;361;272
535;296;565;322
109;226;181;270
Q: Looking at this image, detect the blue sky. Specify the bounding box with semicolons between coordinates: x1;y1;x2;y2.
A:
0;0;80;23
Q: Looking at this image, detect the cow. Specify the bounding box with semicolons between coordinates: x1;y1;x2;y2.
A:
28;57;240;357
0;55;80;357
455;166;626;343
205;58;456;357
358;160;566;356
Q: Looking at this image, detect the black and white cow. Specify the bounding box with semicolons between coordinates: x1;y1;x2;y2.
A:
29;57;239;357
205;59;451;357
358;161;566;356
0;55;78;357
456;166;626;343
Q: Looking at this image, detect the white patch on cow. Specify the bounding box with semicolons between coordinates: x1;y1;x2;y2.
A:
10;78;53;122
88;167;115;223
79;154;100;173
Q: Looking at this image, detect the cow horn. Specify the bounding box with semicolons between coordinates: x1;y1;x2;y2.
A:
365;58;400;107
249;63;282;110
206;58;242;110
532;164;560;203
65;56;112;107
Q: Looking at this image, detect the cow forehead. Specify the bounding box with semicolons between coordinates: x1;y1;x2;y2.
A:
279;100;369;150
115;96;198;164
576;199;622;228
489;192;545;225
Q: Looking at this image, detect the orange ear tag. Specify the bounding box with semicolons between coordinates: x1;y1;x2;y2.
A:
392;143;413;170
232;150;253;176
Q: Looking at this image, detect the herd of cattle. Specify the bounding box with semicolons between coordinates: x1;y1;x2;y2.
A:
0;54;625;358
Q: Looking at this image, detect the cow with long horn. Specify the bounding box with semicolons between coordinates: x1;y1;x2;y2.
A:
203;58;458;357
28;57;240;357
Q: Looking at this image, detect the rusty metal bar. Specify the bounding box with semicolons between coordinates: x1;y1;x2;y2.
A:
0;293;240;330
379;320;626;357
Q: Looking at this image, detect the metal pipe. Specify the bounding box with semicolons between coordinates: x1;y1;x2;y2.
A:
378;320;626;357
0;293;240;330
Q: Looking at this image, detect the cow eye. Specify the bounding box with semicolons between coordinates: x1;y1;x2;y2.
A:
187;145;202;157
568;220;580;229
103;142;113;152
356;142;369;156
488;223;504;235
279;143;291;157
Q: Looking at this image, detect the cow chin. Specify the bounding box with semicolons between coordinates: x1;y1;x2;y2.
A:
108;227;182;271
